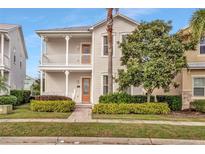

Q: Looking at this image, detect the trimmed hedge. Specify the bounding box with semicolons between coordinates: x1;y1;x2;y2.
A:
10;90;31;105
92;103;170;114
30;100;75;112
0;95;18;106
190;100;205;113
35;95;72;101
99;92;182;111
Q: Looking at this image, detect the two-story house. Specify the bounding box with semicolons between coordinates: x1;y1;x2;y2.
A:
0;24;27;93
36;13;205;109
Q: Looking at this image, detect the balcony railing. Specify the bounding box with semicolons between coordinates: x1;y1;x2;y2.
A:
42;53;91;66
0;55;10;68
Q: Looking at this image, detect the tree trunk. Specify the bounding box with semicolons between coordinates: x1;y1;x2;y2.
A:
147;93;151;103
107;8;113;94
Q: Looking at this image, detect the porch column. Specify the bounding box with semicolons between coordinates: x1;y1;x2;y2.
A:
40;71;44;95
65;70;69;97
1;70;4;77
40;36;44;65
1;33;4;66
65;36;70;66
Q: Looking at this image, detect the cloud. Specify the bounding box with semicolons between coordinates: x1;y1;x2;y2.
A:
120;8;158;18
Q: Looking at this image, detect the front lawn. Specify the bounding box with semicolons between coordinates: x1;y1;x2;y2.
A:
0;104;71;119
1;122;205;140
92;113;205;122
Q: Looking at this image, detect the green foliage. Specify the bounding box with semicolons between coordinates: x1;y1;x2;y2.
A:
10;90;31;105
0;95;17;105
117;20;188;102
99;92;182;111
190;9;205;42
92;103;170;115
30;100;75;112
99;92;154;103
35;95;72;101
0;76;9;94
157;95;182;111
31;79;40;96
191;100;205;113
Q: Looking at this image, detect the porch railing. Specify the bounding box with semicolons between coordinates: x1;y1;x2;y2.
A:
42;53;91;65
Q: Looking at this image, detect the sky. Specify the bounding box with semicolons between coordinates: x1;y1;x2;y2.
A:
0;8;198;78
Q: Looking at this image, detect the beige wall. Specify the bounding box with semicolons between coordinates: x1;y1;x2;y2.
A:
185;44;205;62
8;29;26;89
45;71;91;103
92;16;137;103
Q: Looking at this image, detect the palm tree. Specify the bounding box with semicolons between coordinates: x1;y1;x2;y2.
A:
190;9;205;42
106;8;114;94
0;76;9;94
106;8;119;94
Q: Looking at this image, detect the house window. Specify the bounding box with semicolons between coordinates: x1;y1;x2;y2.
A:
122;34;128;42
13;48;16;64
103;36;108;55
193;77;205;96
13;55;16;64
20;61;22;69
200;37;205;54
103;35;114;56
103;75;108;95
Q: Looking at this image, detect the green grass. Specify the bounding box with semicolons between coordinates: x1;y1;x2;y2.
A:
1;122;205;140
92;114;205;122
0;104;70;119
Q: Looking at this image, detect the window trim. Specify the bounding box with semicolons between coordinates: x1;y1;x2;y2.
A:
192;76;205;97
200;37;205;55
101;74;108;95
101;33;116;57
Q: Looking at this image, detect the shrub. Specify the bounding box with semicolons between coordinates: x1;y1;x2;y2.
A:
99;93;181;111
190;100;205;113
30;100;75;112
92;103;170;114
156;95;182;111
0;95;18;105
99;92;154;103
10;90;31;105
35;95;72;101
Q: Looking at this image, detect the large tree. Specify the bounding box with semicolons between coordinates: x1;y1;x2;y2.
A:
106;8;114;93
190;9;205;42
117;20;189;102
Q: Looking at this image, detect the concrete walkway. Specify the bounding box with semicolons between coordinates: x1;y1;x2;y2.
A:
0;137;205;145
1;107;205;126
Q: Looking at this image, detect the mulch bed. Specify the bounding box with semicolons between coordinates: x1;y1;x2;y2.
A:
171;109;205;117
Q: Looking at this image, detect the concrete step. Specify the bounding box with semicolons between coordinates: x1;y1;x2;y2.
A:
75;104;92;108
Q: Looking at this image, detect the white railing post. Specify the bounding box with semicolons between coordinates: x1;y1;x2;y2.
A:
40;71;43;95
65;36;70;66
65;70;69;97
1;33;4;66
40;36;44;65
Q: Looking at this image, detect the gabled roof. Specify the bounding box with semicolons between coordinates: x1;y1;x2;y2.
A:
0;23;28;59
36;26;91;32
36;13;139;34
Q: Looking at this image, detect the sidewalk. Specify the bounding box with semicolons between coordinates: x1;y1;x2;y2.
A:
0;137;205;145
1;107;205;126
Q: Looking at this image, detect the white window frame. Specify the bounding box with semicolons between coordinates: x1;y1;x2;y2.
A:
101;33;116;57
200;37;205;55
192;76;205;97
120;32;131;57
101;74;108;95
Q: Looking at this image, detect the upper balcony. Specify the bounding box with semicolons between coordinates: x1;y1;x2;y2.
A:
0;33;10;69
39;34;92;70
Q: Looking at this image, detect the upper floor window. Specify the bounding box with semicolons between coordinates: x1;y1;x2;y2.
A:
193;77;205;96
122;34;128;42
102;75;108;95
103;36;108;56
200;37;205;54
13;48;16;64
102;35;114;56
20;61;22;69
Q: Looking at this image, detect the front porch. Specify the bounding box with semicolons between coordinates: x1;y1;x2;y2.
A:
41;70;92;104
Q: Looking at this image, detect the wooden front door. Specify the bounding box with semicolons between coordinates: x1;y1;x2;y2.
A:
82;78;91;103
81;44;91;64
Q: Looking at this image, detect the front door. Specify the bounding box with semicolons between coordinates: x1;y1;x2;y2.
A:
82;78;91;103
81;44;91;64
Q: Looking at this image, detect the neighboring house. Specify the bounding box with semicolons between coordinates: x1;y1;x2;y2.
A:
36;13;204;109
0;24;27;94
24;75;36;90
